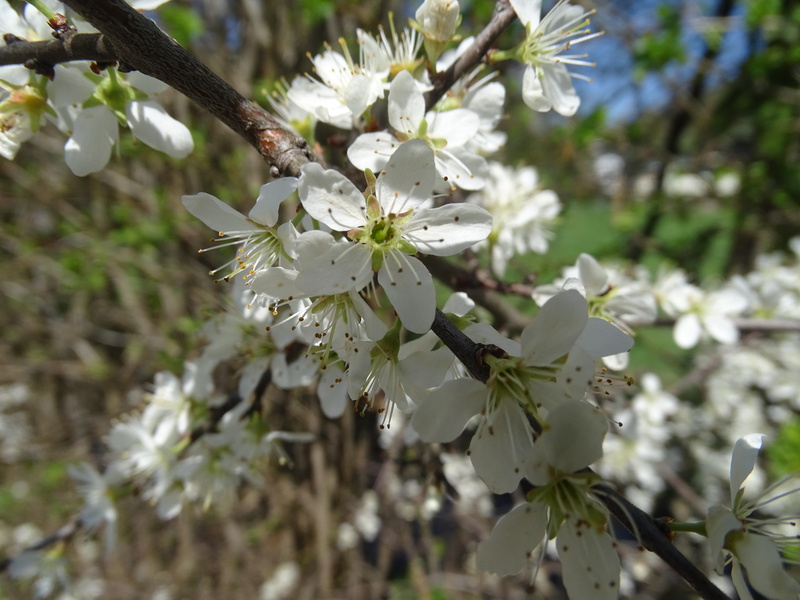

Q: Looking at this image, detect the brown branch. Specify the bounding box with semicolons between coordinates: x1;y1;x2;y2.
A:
423;255;532;334
425;0;517;111
60;0;313;178
0;33;116;66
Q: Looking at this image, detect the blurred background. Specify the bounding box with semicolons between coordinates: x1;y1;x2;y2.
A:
1;0;799;598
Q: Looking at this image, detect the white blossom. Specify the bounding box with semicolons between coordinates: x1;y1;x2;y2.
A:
296;139;491;332
508;0;601;116
707;434;800;600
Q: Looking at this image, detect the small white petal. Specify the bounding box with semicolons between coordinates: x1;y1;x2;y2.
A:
404;203;492;255
674;314;702;349
250;267;302;299
521;65;553;112
295;242;373;296
575;318;634;358
298;163;366;230
126;100;193;157
318;364;350;418
182;192;255;233
388;70;425;134
64;105;118;176
469;401;534;493
508;0;542;28
347;132;400;172
730;434;765;505
249;177;298;227
427;108;480;148
557;519;620;600
539;62;580;117
476;502;547;575
522;289;588;366
576;253;608;295
733;533;800;600
411;378;487;442
541;401;607;474
378;253;435;334
703;314;740;345
376;139;436;214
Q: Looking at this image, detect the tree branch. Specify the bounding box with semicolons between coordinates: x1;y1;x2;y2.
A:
425;0;517;111
60;0;313;178
0;33;116;66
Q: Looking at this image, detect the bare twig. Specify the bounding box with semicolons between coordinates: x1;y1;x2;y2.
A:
0;33;116;66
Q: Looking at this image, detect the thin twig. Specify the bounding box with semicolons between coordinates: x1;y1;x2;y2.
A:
0;33;116;66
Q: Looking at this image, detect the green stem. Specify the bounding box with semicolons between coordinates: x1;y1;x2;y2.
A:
670;520;708;536
27;0;56;20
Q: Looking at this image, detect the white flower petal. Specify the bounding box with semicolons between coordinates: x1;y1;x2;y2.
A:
126;100;193;157
522;289;588;366
249;177;298;227
125;71;168;94
298;163;366;230
411;378;487;442
250;267;303;299
64;105;118;176
238;357;270;400
576;253;607;294
469;401;534;493
346;131;401;172
378;253;435;334
674;314;702;349
427;108;480;148
508;0;542;28
541;401;607;474
557;519;620;600
707;505;743;574
539;62;580;117
730;433;765;505
404;203;492;255
733;533;800;600
47;66;95;107
376;139;436;214
703;314;740;345
433;148;487;191
318;364;350;418
295;242;373;296
182;192;256;234
388;70;425;134
476;502;547;575
575;318;634;358
521;65;553;112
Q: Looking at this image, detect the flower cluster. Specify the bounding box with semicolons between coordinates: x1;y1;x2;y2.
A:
0;0;191;174
5;0;800;598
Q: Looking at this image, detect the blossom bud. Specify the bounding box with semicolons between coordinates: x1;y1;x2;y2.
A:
414;0;460;63
415;0;460;43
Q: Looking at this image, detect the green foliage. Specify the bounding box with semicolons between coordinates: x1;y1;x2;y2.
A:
158;4;205;47
631;5;686;77
299;0;335;25
767;419;800;478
